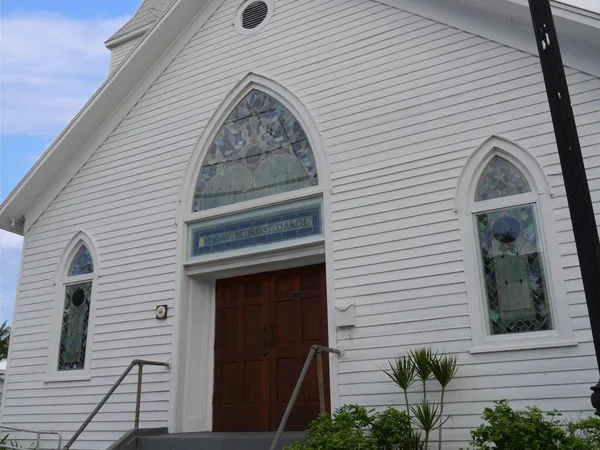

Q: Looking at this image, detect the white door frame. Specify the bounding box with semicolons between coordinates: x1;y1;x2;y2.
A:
173;241;327;432
168;72;339;433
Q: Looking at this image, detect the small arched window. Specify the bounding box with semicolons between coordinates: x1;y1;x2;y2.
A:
192;89;318;212
473;156;552;336
58;243;94;371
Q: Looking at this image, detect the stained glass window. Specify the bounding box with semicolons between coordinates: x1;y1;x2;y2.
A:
193;90;318;211
58;282;92;370
475;157;531;201
59;242;94;371
476;204;552;335
69;245;94;276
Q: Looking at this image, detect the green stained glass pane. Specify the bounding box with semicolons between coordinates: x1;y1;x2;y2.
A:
69;245;94;276
58;282;91;371
476;204;552;335
193;90;318;211
476;157;531;201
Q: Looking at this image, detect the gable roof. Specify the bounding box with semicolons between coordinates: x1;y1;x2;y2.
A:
106;0;176;47
1;0;599;236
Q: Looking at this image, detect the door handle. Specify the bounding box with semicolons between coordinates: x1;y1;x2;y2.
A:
262;327;268;356
270;326;275;347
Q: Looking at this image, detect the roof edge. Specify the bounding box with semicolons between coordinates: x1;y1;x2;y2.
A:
105;24;152;49
380;0;600;77
0;0;219;236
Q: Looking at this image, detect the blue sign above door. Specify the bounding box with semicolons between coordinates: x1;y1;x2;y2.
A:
189;197;322;257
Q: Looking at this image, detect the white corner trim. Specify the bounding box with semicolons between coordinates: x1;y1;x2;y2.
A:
456;135;576;353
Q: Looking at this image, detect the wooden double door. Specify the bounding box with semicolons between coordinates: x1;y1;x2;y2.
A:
213;264;329;432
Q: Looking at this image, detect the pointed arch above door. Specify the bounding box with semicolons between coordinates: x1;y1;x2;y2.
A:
193;89;319;212
179;73;329;219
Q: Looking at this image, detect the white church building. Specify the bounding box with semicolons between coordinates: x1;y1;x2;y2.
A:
1;0;600;448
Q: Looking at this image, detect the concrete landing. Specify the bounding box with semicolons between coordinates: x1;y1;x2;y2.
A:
137;432;306;450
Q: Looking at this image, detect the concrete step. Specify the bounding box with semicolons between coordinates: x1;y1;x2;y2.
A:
137;432;306;450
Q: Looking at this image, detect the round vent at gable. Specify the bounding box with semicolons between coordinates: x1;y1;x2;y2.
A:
243;2;268;29
235;0;274;35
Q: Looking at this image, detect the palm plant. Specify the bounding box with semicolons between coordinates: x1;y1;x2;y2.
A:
383;355;416;418
430;352;458;450
410;347;434;401
382;347;459;449
410;400;439;448
0;321;10;360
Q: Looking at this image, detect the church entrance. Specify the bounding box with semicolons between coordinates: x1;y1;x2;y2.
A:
212;264;329;432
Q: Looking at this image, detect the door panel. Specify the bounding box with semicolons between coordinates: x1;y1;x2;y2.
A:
213;264;328;432
269;265;329;430
213;276;270;431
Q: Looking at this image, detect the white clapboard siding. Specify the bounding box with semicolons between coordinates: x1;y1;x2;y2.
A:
109;37;142;74
3;0;600;449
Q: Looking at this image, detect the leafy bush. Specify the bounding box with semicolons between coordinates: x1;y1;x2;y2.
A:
285;404;421;450
288;348;458;449
466;400;600;450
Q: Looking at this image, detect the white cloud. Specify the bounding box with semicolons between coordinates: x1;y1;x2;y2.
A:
0;230;23;325
0;12;129;136
0;229;23;252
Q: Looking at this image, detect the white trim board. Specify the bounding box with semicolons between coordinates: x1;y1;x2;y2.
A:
379;0;600;77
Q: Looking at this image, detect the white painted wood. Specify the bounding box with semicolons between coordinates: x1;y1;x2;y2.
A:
109;37;142;74
2;1;600;449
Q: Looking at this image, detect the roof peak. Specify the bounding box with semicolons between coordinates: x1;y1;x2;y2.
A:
106;0;175;46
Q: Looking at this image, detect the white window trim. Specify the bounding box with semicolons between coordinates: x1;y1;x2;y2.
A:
46;231;99;383
455;136;576;353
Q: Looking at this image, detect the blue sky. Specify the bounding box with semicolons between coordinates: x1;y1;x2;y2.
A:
1;0;600;329
0;1;137;328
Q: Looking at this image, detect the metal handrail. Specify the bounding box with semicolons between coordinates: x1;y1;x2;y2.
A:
270;345;342;450
0;426;62;450
63;359;170;450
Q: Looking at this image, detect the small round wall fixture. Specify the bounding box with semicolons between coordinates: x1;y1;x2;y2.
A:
234;0;274;35
156;305;168;320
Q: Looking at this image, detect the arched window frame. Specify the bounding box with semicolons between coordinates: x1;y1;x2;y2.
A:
46;232;99;382
178;73;329;264
456;136;576;353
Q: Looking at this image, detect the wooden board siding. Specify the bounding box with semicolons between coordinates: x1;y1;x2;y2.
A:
109;37;142;74
2;0;600;448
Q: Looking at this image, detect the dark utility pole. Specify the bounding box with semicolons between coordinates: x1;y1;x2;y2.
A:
527;0;600;415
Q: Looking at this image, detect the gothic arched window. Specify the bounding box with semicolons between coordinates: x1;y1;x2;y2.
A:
192;89;318;212
473;156;552;336
58;243;94;371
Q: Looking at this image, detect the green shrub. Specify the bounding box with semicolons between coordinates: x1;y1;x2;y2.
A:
285;404;421;450
466;400;600;450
